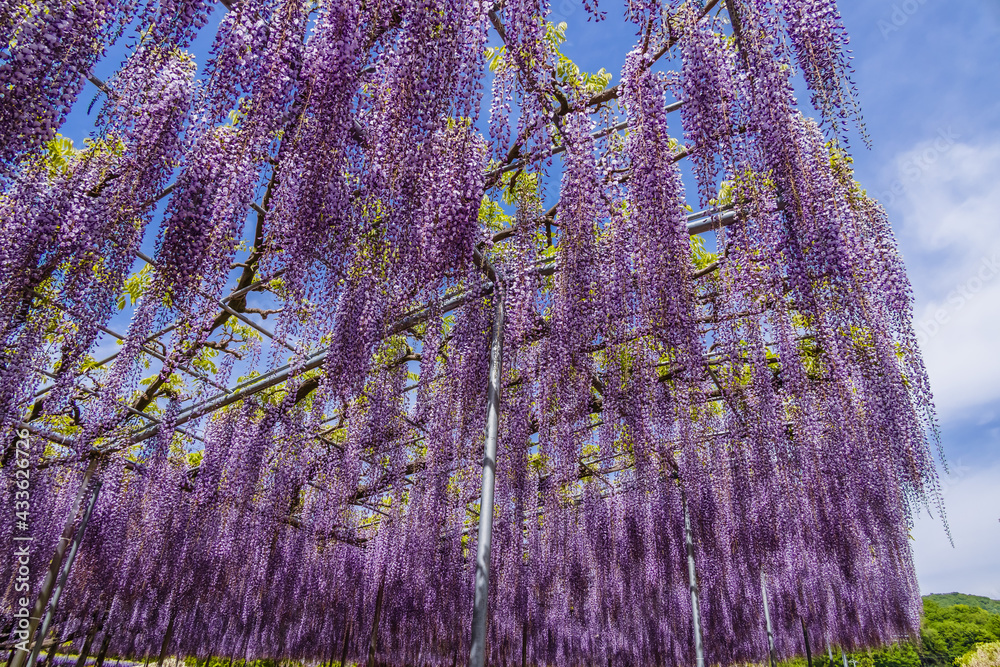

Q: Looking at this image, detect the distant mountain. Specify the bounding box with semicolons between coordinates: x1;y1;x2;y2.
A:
924;592;1000;614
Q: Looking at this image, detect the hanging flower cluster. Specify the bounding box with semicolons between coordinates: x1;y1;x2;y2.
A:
0;47;194;443
0;0;115;165
2;1;942;667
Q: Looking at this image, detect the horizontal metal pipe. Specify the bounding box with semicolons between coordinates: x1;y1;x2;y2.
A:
687;209;739;235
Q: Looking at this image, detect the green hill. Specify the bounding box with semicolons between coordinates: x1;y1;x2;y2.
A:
920;597;1000;665
924;593;1000;615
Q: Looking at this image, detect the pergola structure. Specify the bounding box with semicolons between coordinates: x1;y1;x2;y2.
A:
1;1;941;667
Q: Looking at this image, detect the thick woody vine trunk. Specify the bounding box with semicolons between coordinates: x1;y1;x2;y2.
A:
366;579;385;667
93;631;111;667
156;614;177;667
74;619;100;667
801;619;813;667
338;620;351;667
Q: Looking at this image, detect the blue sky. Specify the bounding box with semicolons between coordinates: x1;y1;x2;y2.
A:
59;1;1000;599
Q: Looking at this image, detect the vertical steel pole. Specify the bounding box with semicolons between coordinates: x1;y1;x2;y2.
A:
467;259;505;667
12;459;100;667
27;482;102;667
324;619;336;667
93;630;111;667
520;623;527;667
683;502;705;667
761;573;778;667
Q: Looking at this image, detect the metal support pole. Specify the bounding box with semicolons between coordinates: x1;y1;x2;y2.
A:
842;648;849;667
467;256;505;667
520;623;527;667
683;502;705;667
761;573;778;667
11;460;100;667
27;482;101;667
324;620;336;667
93;631;111;667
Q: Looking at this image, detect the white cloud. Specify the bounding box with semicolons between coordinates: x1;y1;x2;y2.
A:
882;138;1000;597
886;139;1000;420
911;463;1000;599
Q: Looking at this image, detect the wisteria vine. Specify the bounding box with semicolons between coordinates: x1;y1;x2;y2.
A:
1;1;943;667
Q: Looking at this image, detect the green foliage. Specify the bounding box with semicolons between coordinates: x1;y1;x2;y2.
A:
710;180;735;208
43;135;79;177
920;599;1000;666
117;264;153;310
689;235;718;271
139;371;184;400
501;170;540;206
478;194;513;233
42;133;127;179
547;22;611;96
191;345;219;376
925;594;1000;616
186;449;204;468
223;318;264;345
483;45;505;72
778;642;921;667
872;643;923;667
